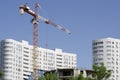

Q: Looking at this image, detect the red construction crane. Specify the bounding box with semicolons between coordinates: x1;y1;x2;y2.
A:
19;3;71;80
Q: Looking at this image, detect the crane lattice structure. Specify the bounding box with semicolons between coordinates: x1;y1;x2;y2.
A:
19;3;71;80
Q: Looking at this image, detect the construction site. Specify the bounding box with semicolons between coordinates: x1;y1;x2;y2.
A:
1;0;118;80
0;1;77;80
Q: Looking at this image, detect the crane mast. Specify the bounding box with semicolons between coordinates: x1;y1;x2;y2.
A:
19;3;71;80
20;3;39;80
32;3;39;80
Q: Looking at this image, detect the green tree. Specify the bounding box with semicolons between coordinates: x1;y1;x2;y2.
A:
92;63;111;80
0;70;3;78
69;73;92;80
39;76;46;80
70;63;111;80
77;74;86;80
39;72;57;80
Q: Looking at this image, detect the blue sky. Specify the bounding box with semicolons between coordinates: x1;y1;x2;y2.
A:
0;0;120;69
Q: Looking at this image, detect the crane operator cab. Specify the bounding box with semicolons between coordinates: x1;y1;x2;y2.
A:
19;4;30;15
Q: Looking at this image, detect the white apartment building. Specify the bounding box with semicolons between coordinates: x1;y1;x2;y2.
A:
92;37;120;80
0;39;77;80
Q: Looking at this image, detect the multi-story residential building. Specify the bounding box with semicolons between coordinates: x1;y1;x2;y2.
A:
92;37;120;80
0;39;77;80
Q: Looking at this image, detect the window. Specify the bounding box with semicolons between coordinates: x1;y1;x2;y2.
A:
106;41;111;44
112;42;115;44
93;41;103;45
112;46;114;48
98;58;103;60
24;47;29;50
116;62;118;65
93;50;98;53
98;46;103;48
107;58;111;60
99;50;103;52
107;53;111;56
106;45;111;48
98;54;103;56
107;49;111;52
107;62;111;64
112;50;114;52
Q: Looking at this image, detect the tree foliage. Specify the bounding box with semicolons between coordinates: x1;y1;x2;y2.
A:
39;72;57;80
39;63;111;80
69;73;92;80
0;70;3;78
92;63;111;80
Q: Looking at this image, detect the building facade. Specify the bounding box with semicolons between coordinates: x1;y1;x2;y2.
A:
92;38;120;80
0;39;77;80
